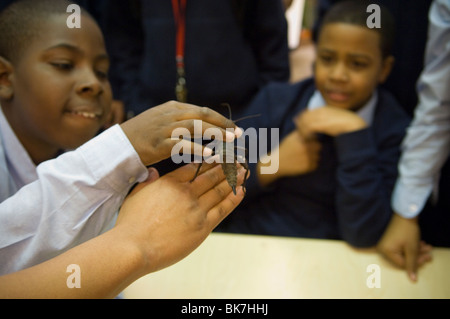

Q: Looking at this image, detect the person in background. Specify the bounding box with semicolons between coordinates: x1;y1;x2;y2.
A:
377;0;449;282
88;0;290;176
95;0;291;118
217;0;411;248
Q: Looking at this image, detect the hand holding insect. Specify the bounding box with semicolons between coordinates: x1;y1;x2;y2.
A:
117;162;246;274
120;101;241;167
0;163;246;299
190;104;256;195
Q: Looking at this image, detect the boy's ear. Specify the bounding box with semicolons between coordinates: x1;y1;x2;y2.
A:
0;56;14;100
378;55;395;84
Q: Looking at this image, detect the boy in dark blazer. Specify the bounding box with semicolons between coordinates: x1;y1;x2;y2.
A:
217;0;411;248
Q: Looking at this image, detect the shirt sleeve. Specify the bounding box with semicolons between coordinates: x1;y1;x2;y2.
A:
391;0;450;218
0;125;148;274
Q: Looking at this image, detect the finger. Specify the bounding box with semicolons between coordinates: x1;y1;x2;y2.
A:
419;241;433;253
296;119;316;142
188;163;228;196
170;139;215;158
171;119;238;142
172;103;237;132
165;162;219;183
404;244;419;282
384;250;406;269
199;166;246;211
417;252;433;267
145;167;160;183
417;241;433;266
211;186;245;229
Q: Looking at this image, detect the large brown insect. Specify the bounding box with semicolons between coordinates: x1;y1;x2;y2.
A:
190;104;259;195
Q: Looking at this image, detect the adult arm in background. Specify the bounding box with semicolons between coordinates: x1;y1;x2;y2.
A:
378;0;450;281
0;163;246;299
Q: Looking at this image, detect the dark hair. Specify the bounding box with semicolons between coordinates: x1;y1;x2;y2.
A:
0;0;92;63
319;0;395;58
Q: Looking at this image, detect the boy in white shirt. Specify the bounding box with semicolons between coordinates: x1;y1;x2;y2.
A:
0;0;243;278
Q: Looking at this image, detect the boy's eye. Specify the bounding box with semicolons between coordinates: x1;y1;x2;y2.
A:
95;69;109;80
51;61;73;71
318;54;334;64
349;60;368;69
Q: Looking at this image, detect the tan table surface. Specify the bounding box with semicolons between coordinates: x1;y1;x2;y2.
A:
123;233;450;299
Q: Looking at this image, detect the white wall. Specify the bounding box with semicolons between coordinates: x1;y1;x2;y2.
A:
285;0;305;49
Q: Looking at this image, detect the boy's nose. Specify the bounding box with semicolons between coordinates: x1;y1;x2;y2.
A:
329;63;349;82
76;70;103;96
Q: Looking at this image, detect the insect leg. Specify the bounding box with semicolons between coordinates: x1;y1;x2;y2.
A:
190;162;203;183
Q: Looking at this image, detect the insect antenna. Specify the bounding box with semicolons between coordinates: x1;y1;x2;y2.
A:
233;113;262;123
220;103;261;124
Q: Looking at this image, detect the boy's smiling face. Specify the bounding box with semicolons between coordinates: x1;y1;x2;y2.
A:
1;13;112;164
314;23;393;111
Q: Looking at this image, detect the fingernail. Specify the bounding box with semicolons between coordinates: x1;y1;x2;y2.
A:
236;186;244;196
226;130;235;142
238;166;246;175
235;127;243;138
203;147;213;157
147;167;159;182
209;154;221;163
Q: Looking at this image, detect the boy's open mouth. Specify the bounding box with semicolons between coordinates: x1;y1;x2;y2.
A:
65;105;103;120
68;110;102;119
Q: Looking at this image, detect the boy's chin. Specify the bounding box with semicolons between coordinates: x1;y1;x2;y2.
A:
61;127;103;149
324;100;353;110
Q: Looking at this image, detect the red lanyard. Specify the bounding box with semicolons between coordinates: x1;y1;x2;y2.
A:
172;0;187;70
172;0;188;102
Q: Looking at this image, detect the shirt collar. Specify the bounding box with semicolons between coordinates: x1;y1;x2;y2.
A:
0;105;38;187
307;90;378;125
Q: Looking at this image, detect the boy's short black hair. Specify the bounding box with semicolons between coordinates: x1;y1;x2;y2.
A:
319;0;395;59
0;0;91;64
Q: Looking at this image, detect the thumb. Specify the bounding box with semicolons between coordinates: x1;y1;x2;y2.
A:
145;167;160;183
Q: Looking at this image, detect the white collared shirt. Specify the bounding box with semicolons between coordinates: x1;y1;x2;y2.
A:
0;107;148;275
0;107;38;202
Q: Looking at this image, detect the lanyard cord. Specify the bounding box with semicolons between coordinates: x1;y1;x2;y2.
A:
172;0;188;101
172;0;187;70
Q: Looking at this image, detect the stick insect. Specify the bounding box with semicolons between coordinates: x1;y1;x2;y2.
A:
190;103;260;195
